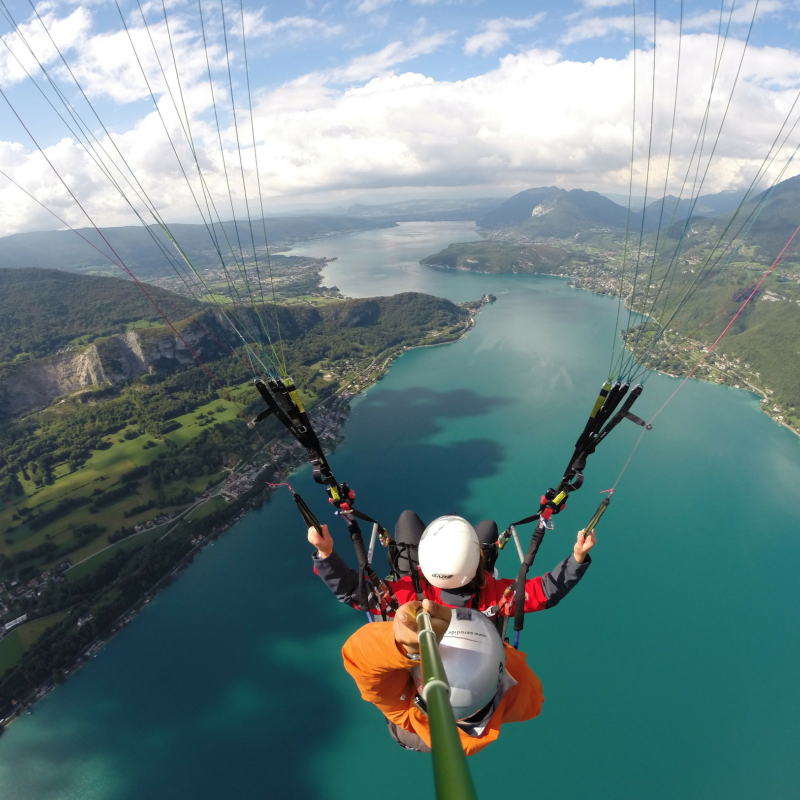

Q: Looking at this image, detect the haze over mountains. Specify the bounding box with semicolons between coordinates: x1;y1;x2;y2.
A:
346;198;502;222
0;216;396;278
1;178;798;279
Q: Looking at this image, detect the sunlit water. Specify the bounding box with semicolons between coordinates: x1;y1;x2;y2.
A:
2;223;799;800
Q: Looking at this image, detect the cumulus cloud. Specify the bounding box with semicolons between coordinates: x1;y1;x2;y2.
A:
350;0;398;15
0;8;92;88
3;9;800;237
464;15;545;56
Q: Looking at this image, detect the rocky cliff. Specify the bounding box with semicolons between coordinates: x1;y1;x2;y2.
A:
0;322;226;420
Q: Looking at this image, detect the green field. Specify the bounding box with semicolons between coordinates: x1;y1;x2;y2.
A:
0;388;250;575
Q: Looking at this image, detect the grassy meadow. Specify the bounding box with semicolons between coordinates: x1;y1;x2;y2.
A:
1;389;248;576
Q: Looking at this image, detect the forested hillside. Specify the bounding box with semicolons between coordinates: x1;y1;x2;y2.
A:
0;276;474;716
0;269;198;364
477;187;630;237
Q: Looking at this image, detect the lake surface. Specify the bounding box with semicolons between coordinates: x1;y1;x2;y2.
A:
2;222;800;800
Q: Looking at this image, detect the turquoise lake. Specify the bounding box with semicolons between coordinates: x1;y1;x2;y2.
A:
2;222;799;799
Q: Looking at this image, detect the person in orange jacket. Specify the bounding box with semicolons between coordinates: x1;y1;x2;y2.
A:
342;598;545;755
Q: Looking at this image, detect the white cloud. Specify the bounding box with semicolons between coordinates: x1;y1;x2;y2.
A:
240;13;343;41
3;13;800;237
325;31;453;82
563;0;786;44
560;15;633;44
0;8;92;88
350;0;398;15
684;0;785;31
464;15;545;56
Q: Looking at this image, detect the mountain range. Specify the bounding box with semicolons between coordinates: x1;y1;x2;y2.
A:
475;179;800;260
346;198;503;222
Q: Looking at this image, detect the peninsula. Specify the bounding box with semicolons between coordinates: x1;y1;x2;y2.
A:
420;181;800;434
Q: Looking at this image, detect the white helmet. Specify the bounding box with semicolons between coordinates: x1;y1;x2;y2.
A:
418;515;481;589
413;607;506;720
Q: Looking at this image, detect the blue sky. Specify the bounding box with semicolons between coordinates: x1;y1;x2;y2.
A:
1;0;799;232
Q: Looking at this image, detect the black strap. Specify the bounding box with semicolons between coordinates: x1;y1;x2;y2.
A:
252;376;397;610
293;492;322;534
508;512;541;528
513;521;546;633
253;378;337;487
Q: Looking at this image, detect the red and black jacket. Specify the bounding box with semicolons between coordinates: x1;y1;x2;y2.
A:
312;548;591;615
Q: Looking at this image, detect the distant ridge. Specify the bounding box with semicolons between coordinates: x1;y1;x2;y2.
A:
639;187;749;231
477;179;800;246
478;187;630;237
0;216;396;279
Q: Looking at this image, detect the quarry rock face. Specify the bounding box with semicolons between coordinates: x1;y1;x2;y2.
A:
1;347;108;418
0;325;217;419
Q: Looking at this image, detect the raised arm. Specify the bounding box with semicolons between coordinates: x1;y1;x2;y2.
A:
504;528;597;613
308;525;368;609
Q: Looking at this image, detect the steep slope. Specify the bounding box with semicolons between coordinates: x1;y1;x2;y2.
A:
0;291;469;420
656;174;800;264
477;187;561;229
640;188;749;232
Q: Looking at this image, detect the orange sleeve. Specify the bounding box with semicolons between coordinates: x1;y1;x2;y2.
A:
500;645;544;723
342;626;544;756
341;622;418;726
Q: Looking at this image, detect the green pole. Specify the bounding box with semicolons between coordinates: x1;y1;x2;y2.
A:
417;610;480;800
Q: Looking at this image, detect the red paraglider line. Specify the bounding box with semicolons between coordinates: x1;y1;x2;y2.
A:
610;218;800;492
649;220;800;424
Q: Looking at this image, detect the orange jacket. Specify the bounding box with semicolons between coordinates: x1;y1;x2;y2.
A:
342;621;544;756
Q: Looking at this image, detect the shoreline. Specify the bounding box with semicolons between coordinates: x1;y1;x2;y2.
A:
429;259;798;438
0;295;490;730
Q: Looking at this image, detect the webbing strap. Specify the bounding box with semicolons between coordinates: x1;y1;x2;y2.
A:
293;491;322;533
513;522;546;638
252;376;395;610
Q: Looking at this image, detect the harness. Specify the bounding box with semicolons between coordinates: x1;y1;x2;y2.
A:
253;375;649;635
499;381;651;648
250;376;399;615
